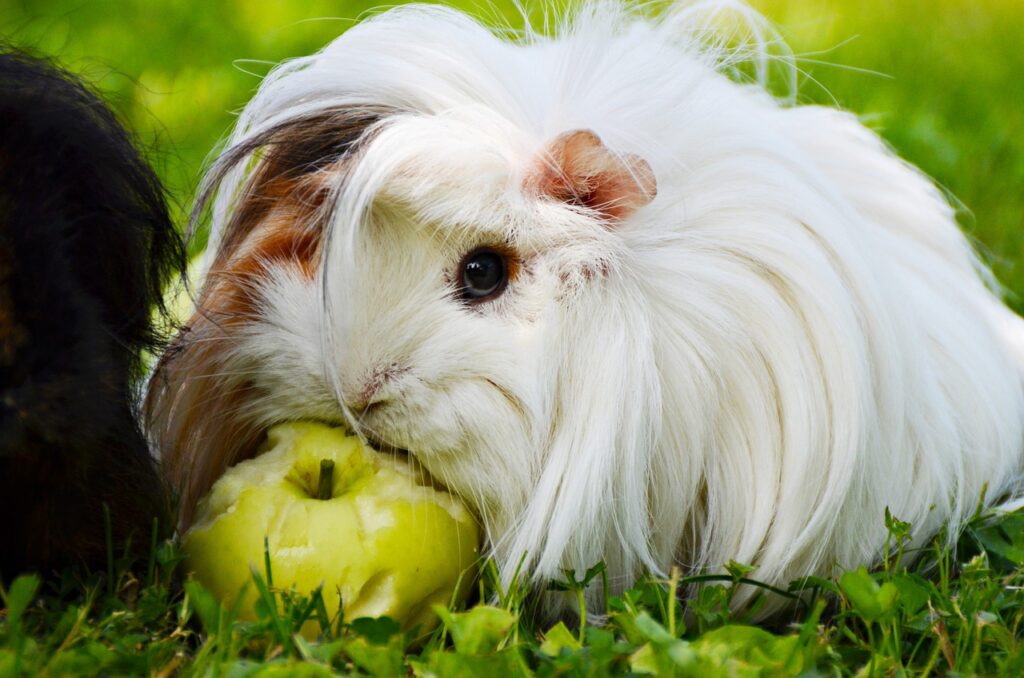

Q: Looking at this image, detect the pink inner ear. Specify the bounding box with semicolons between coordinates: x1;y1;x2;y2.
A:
527;129;657;223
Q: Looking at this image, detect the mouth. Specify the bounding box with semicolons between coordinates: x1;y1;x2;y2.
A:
347;412;401;452
344;399;426;457
362;430;410;459
354;429;472;504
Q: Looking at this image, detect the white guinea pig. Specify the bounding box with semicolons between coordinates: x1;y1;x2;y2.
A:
147;1;1024;617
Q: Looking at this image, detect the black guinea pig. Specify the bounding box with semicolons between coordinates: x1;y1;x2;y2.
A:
0;50;185;578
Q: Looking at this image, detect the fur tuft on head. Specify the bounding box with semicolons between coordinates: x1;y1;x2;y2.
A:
148;1;1024;617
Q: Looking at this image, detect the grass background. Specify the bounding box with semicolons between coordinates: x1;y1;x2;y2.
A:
1;0;1022;310
3;0;1024;675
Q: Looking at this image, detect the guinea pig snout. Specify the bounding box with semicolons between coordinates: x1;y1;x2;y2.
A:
343;363;408;415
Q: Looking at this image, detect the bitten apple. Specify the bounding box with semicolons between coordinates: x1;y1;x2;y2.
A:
183;421;479;634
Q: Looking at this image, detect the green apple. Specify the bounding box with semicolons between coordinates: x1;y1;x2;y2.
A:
183;421;480;635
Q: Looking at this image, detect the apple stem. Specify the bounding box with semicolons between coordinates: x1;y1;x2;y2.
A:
317;459;335;500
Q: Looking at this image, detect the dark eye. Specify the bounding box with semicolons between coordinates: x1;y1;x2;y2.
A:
458;248;508;302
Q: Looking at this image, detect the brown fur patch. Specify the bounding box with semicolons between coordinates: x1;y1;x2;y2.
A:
146;108;387;528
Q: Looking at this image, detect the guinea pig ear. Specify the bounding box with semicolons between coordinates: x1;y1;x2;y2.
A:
527;129;657;223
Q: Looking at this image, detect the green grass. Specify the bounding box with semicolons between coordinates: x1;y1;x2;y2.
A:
3;0;1024;675
3;507;1024;675
1;0;1022;302
751;0;1024;314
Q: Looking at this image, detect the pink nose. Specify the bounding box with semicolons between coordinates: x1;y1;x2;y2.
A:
345;364;405;414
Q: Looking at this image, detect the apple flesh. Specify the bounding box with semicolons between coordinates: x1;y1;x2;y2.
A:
183;422;480;635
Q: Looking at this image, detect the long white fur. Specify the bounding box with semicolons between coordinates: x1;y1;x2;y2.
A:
191;1;1024;615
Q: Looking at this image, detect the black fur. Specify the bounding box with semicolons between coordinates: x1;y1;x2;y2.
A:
0;50;185;578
